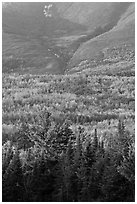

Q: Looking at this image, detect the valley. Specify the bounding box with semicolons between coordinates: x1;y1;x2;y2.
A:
3;2;134;75
2;33;87;74
2;2;135;202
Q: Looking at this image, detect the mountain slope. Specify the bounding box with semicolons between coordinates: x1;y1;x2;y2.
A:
68;2;135;72
55;2;131;30
2;2;86;36
2;2;135;74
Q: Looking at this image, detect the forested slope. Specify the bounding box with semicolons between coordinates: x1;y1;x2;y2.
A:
3;2;134;74
68;3;135;71
2;2;135;202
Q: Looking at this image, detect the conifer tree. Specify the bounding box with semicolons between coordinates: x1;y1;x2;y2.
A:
99;140;105;155
118;119;125;138
30;152;56;201
2;141;13;174
117;119;129;158
93;128;98;151
3;150;25;202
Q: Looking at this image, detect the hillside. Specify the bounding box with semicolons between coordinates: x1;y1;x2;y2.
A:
2;2;86;36
3;2;131;35
2;3;135;202
2;2;134;74
68;3;135;72
55;2;131;30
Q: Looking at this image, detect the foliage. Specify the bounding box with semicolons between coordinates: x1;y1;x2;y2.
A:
2;52;135;201
2;114;135;202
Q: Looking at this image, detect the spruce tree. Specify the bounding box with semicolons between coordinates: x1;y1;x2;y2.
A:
30;153;56;201
3;150;25;202
2;141;13;175
93;128;98;151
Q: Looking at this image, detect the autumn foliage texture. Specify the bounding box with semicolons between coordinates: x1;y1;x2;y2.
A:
2;112;134;202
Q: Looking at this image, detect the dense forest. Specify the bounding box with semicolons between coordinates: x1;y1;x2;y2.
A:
2;51;135;201
2;2;135;202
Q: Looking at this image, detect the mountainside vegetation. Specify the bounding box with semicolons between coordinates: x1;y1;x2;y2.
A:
2;2;135;202
68;3;135;69
2;2;135;74
2;55;135;201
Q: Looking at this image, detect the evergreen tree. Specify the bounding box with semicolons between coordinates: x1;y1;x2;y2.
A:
2;141;13;174
3;150;25;202
117;119;130;158
50;120;73;155
93;128;98;151
118;119;125;137
30;153;56;201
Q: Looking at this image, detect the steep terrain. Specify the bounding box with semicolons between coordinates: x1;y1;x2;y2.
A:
55;2;131;30
67;3;135;72
2;2;135;74
2;3;135;201
2;2;86;36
